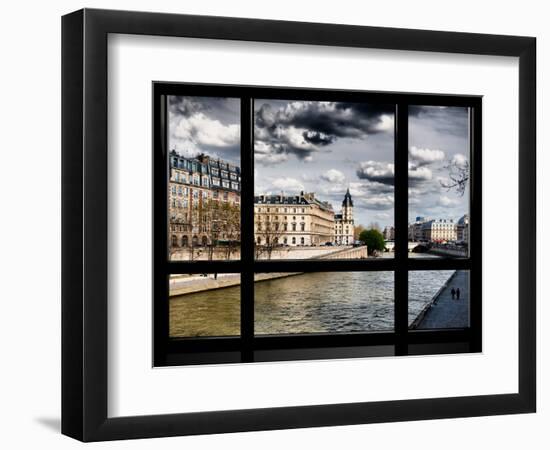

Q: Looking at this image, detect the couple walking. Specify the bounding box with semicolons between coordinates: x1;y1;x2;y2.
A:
451;287;461;300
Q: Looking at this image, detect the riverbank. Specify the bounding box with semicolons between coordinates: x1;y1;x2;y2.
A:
426;247;468;258
169;272;302;296
170;245;368;261
410;270;469;329
169;245;368;296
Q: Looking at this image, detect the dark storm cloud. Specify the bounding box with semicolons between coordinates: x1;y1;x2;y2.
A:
254;101;394;163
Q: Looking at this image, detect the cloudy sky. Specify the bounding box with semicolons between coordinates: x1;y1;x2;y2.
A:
408;106;470;223
168;96;241;165
254;99;396;227
168;96;469;228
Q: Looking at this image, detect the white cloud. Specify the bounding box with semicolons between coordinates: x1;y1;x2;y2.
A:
172;113;239;148
408;164;432;183
372;114;395;132
451;153;469;169
437;195;460;207
320;169;346;184
358;194;395;211
270;177;305;193
409;146;445;165
356;161;395;184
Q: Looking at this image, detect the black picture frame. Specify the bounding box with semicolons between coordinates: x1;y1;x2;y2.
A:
153;82;482;367
62;8;536;441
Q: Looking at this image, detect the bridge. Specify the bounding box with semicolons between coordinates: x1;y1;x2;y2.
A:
384;241;422;252
384;241;467;256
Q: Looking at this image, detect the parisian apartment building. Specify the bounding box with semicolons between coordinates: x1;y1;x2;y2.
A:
383;225;395;241
254;192;335;246
407;215;469;244
254;190;355;247
168;150;241;249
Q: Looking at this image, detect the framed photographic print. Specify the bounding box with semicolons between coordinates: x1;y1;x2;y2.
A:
62;8;536;441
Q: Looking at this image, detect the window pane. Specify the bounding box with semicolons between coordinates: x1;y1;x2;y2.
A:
409;270;470;329
254;99;395;259
408;106;470;258
167;96;241;261
169;273;240;337
254;272;394;334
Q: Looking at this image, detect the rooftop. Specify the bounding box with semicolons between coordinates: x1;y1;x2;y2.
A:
254;191;334;212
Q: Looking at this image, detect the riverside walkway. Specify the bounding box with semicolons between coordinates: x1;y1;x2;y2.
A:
169;272;301;296
411;270;469;329
169;246;368;296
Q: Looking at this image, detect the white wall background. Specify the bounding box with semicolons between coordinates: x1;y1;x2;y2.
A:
0;0;546;448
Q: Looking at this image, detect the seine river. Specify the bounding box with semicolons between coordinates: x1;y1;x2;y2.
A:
169;255;456;337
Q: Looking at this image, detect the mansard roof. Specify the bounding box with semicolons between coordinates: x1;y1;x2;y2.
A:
254;191;334;212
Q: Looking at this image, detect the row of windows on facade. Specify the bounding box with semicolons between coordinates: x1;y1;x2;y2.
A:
172;172;240;191
171;235;209;247
170;153;240;177
256;222;350;233
255;206;307;214
257;236;306;245
170;186;238;203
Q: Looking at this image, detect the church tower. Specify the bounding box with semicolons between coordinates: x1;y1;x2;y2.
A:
342;188;354;221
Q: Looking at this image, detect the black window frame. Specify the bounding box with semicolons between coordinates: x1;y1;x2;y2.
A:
153;81;481;367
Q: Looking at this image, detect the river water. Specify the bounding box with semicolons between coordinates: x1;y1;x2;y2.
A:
169;255;457;337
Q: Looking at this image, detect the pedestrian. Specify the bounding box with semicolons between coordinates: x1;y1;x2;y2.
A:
451;288;456;300
456;287;461;300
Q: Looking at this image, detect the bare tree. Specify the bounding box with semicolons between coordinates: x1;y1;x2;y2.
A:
254;215;285;260
218;201;241;259
353;224;366;241
199;198;241;260
367;221;381;232
440;159;469;196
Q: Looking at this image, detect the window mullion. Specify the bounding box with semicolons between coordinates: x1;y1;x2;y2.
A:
240;97;255;361
394;103;409;354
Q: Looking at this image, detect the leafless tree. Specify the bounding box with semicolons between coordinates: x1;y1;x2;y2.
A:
367;222;381;232
353;224;366;241
218;201;241;259
440;159;469;196
198;199;241;260
254;215;285;260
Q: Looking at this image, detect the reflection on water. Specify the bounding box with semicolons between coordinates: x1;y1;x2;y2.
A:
170;284;240;337
169;254;456;337
254;272;394;334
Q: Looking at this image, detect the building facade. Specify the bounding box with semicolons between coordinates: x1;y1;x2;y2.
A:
408;217;426;241
169;150;241;250
254;190;355;247
421;219;457;243
383;225;395;241
254;192;335;246
457;214;469;243
334;188;354;245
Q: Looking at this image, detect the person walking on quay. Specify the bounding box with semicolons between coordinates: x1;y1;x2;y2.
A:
456;287;461;300
451;288;456;300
